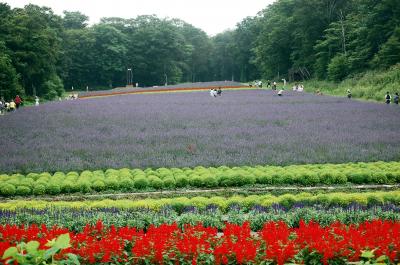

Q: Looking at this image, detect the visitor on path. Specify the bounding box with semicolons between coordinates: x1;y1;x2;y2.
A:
209;89;217;97
9;100;16;111
267;80;271;88
14;95;22;109
217;87;222;96
278;89;284;96
385;92;391;104
315;89;323;95
347;89;352;99
394;92;399;105
259;81;263;88
272;82;277;90
0;98;4;115
35;96;40;106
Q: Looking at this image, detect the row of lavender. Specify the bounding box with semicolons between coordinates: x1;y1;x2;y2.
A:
1;90;399;173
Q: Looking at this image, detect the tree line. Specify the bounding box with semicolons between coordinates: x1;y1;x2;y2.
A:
0;0;399;100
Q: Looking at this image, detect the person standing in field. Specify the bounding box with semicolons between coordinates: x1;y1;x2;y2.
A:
394;92;399;105
385;92;391;104
9;100;16;111
35;96;40;106
267;80;271;88
347;89;352;99
14;95;22;109
0;98;4;115
272;81;277;90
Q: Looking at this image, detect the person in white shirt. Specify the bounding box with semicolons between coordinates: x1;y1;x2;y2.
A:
35;96;40;106
282;79;287;88
209;89;217;97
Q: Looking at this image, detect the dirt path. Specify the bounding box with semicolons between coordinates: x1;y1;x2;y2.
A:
4;184;399;202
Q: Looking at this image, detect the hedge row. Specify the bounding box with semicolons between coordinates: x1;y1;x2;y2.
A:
1;190;399;211
1;161;399;196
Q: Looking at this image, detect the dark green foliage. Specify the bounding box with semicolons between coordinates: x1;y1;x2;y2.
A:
328;54;349;81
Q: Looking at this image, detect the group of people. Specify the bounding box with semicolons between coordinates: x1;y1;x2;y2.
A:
0;95;41;115
209;88;222;97
292;84;304;92
0;95;24;115
385;92;399;104
67;94;79;100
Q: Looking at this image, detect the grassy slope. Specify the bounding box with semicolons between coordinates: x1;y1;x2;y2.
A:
301;64;400;102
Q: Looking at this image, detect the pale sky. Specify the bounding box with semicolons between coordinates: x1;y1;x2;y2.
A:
3;0;274;36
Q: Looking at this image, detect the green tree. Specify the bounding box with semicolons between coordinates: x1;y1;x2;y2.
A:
63;11;89;29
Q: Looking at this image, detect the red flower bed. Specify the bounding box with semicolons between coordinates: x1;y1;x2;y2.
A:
1;220;400;264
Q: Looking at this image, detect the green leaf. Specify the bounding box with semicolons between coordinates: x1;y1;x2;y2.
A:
2;247;18;259
26;241;40;254
361;250;375;259
66;253;80;265
54;233;71;249
45;238;56;247
43;247;59;260
375;255;387;262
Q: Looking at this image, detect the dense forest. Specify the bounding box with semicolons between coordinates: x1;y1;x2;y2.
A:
0;0;399;100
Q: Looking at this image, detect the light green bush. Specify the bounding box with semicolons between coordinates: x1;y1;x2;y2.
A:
163;177;176;189
16;186;31;196
105;176;119;190
149;176;163;189
93;180;106;191
134;177;149;189
46;183;61;195
203;175;218;188
32;184;46;195
120;177;135;191
189;175;204;187
175;175;189;188
62;180;79;193
1;184;16;196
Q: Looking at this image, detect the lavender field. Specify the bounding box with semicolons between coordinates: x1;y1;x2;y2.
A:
1;90;400;173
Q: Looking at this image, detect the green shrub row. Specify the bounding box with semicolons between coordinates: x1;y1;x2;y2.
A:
1;190;399;211
1;161;399;196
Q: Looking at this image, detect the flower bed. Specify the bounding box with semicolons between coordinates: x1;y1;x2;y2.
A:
1;220;399;264
1;203;400;231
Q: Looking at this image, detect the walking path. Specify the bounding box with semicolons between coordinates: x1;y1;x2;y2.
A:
3;184;398;202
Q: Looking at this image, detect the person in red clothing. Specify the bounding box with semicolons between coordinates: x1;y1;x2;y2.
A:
14;95;22;109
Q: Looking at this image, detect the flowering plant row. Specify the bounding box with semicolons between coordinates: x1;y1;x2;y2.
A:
1;203;400;232
1;220;399;265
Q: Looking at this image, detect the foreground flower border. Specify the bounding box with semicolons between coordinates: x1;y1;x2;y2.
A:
1;220;400;264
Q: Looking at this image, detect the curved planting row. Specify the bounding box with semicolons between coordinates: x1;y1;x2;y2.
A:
1;190;399;210
1;204;400;231
1;220;400;265
1;161;400;197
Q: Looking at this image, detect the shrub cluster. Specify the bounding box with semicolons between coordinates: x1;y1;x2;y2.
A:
0;161;399;196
